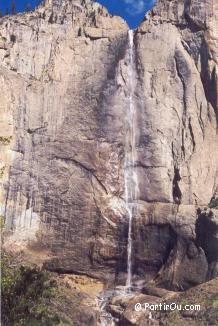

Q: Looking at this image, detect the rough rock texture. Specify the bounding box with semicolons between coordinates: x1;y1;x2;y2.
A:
0;0;129;279
117;277;218;326
154;277;218;326
0;0;218;290
133;0;218;289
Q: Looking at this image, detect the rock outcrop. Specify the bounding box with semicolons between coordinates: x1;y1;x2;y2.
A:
133;0;218;289
0;0;217;290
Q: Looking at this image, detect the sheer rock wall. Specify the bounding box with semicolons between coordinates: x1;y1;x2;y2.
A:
0;0;217;290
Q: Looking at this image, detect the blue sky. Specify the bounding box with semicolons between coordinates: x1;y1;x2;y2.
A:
97;0;156;28
0;0;41;14
0;0;156;28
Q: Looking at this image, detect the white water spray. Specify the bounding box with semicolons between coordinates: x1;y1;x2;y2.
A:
98;30;139;326
124;30;139;291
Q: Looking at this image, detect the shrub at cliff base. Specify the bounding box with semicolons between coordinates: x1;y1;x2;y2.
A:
1;252;60;326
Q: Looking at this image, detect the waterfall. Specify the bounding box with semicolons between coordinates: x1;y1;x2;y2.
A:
98;290;117;326
125;29;139;291
98;30;139;326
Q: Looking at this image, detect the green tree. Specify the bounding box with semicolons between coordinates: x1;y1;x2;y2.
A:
25;3;32;12
10;0;16;15
1;252;59;326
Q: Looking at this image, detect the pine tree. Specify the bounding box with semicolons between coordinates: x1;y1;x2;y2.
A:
25;3;32;12
10;0;16;15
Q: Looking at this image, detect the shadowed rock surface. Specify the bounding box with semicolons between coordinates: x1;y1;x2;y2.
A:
0;0;217;292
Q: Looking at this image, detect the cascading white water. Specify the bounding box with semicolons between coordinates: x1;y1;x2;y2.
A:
124;30;139;291
98;30;139;326
98;290;117;326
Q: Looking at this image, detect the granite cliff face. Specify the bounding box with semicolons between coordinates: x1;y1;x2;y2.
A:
0;0;217;291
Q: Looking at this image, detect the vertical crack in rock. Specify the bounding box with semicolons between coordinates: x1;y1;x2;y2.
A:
171;142;182;204
173;167;182;204
194;85;205;137
174;50;189;160
200;40;218;123
188;117;196;153
174;49;188;117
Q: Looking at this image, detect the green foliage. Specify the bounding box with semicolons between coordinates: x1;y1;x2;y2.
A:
0;215;5;229
0;136;12;145
1;253;60;326
0;166;6;178
212;296;218;307
10;1;16;15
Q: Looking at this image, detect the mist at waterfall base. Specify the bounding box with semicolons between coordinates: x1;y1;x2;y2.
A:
0;0;156;28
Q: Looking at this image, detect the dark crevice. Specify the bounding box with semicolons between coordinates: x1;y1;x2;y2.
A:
188;117;196;152
200;40;218;123
10;34;16;43
173;167;182;204
196;210;218;279
183;12;205;33
194;85;205;137
175;51;192;160
26;126;47;134
174;50;188;117
181;129;185;159
171;142;182;204
183;0;207;32
136;163;165;169
54;155;108;194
